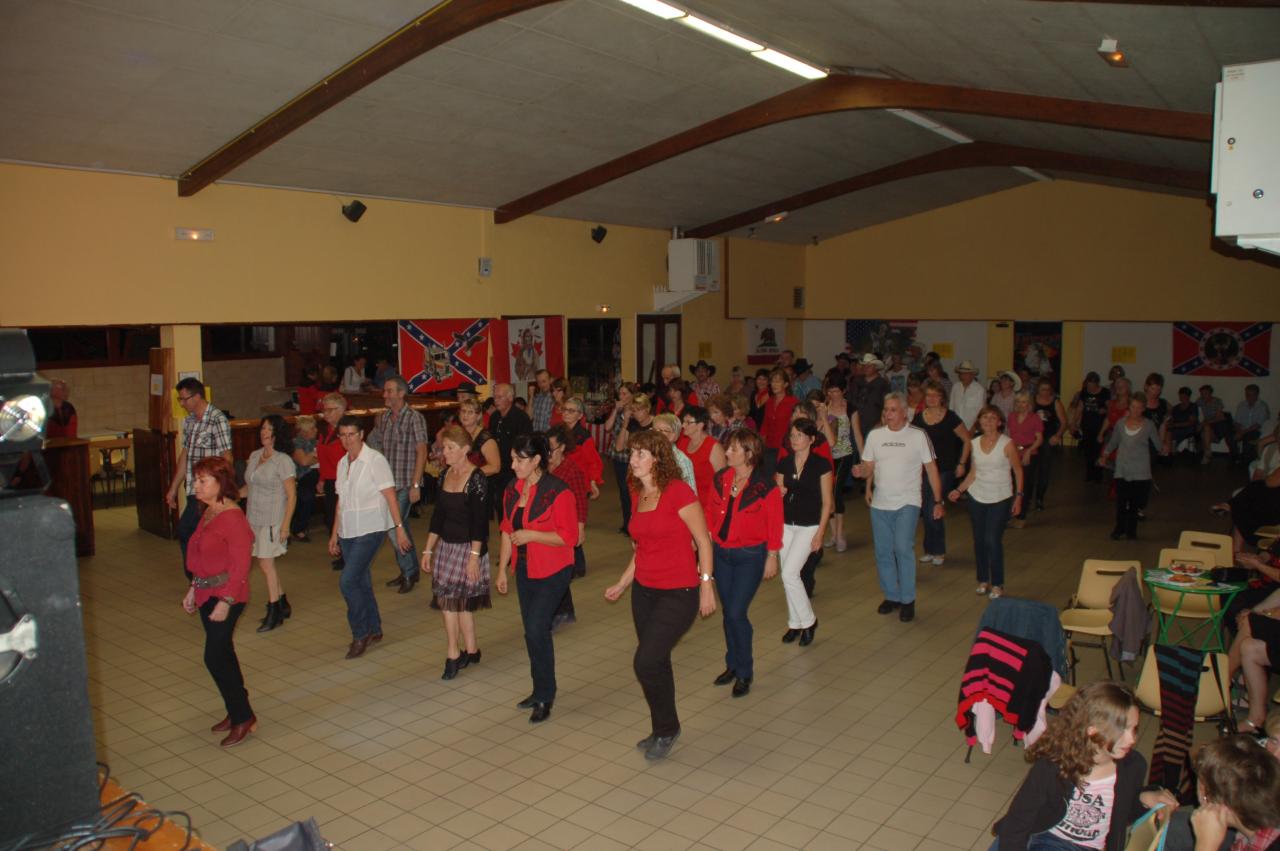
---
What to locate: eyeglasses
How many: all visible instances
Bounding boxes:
[177,394,195,403]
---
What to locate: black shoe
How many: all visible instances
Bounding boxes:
[529,702,552,723]
[1035,501,1045,512]
[456,651,470,671]
[798,620,818,646]
[256,602,281,633]
[713,668,736,686]
[781,629,800,644]
[331,558,344,571]
[467,650,481,666]
[1110,529,1125,541]
[442,657,461,680]
[899,602,916,623]
[636,734,657,751]
[645,730,680,760]
[278,594,292,619]
[386,575,406,588]
[877,600,900,615]
[732,677,752,698]
[397,574,419,594]
[516,695,537,710]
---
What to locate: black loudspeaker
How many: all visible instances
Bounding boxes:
[590,225,607,243]
[341,200,367,222]
[0,495,100,844]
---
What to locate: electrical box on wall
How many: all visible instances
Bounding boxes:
[667,239,720,293]
[1212,58,1280,256]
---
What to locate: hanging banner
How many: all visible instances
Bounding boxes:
[1014,321,1062,394]
[1172,321,1271,377]
[745,318,786,365]
[397,319,490,393]
[490,316,565,384]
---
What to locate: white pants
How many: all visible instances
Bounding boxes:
[780,524,818,629]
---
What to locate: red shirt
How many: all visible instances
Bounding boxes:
[500,476,579,578]
[705,468,783,551]
[46,401,78,439]
[1006,411,1044,453]
[187,507,253,606]
[629,480,699,589]
[296,385,324,414]
[761,395,798,450]
[676,434,718,507]
[316,425,344,481]
[778,433,834,465]
[551,456,590,524]
[656,391,699,414]
[568,423,604,485]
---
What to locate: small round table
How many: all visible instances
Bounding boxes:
[1144,570,1247,653]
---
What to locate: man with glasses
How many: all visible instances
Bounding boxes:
[366,375,428,593]
[328,416,410,659]
[166,377,233,577]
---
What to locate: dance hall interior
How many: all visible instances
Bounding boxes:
[2,1,1280,849]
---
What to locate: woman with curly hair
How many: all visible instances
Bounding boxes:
[605,429,715,760]
[421,425,491,681]
[990,681,1176,850]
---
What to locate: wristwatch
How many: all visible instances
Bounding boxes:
[699,573,714,583]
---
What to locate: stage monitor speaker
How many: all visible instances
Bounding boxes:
[0,495,100,845]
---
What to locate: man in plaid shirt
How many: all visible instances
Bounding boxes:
[530,369,555,432]
[366,374,428,593]
[166,377,233,576]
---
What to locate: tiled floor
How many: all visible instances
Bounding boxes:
[80,452,1253,850]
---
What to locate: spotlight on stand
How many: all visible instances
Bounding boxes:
[591,225,608,244]
[341,200,367,223]
[0,330,50,492]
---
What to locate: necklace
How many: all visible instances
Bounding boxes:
[730,470,750,496]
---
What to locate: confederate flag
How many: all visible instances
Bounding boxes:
[1172,322,1271,378]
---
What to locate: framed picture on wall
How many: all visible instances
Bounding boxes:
[746,318,785,364]
[1014,321,1062,394]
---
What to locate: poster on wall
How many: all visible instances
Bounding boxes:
[1172,321,1271,377]
[398,319,490,393]
[490,316,565,385]
[845,320,920,366]
[1013,321,1062,393]
[745,318,786,364]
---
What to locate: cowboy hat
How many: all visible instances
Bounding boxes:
[999,370,1022,392]
[859,353,885,370]
[793,358,815,374]
[954,360,979,374]
[688,359,717,376]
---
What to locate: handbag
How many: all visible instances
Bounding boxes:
[226,818,330,851]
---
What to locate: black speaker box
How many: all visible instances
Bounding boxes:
[0,495,99,844]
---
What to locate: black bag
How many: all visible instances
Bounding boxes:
[1208,567,1250,584]
[226,818,329,851]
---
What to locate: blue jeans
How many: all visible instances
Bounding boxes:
[870,505,920,604]
[714,543,766,680]
[989,832,1088,850]
[385,488,419,580]
[612,458,633,530]
[339,531,385,640]
[516,563,572,703]
[969,497,1011,586]
[921,470,955,556]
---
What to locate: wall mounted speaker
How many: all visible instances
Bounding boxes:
[341,200,367,223]
[590,225,607,244]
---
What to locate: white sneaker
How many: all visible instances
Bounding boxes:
[989,586,1004,599]
[919,553,935,563]
[932,556,945,566]
[835,538,847,553]
[976,583,990,595]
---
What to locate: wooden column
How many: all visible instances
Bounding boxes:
[41,438,94,556]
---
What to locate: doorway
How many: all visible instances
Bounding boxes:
[637,315,680,387]
[566,318,621,398]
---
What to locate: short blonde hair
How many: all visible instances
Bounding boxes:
[653,412,679,434]
[294,415,316,432]
[322,392,347,410]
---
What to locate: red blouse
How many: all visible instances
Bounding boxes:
[704,469,783,551]
[296,385,324,414]
[676,434,718,507]
[500,476,579,578]
[567,424,604,485]
[761,394,798,450]
[551,456,590,524]
[316,426,344,481]
[629,480,700,589]
[187,508,253,606]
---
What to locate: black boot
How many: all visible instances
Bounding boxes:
[256,601,283,633]
[278,594,292,619]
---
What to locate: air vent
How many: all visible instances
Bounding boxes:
[792,287,805,309]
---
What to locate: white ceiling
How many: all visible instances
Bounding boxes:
[1,0,1276,243]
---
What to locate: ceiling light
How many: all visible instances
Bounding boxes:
[597,304,612,314]
[886,109,972,144]
[678,16,762,51]
[617,0,684,19]
[1097,38,1128,68]
[753,48,827,80]
[764,211,789,223]
[175,227,214,241]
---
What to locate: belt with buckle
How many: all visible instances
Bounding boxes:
[192,572,229,589]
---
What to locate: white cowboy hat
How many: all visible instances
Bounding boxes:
[999,370,1022,392]
[859,353,885,370]
[955,360,979,374]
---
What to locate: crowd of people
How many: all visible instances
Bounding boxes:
[161,347,1280,802]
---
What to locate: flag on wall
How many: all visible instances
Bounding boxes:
[490,316,565,384]
[845,320,919,359]
[746,318,786,365]
[1172,322,1271,377]
[398,319,490,392]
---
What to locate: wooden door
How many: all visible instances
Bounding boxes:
[636,315,681,386]
[133,429,176,539]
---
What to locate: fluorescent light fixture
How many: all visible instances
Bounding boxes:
[753,48,827,80]
[679,15,762,51]
[175,227,214,241]
[886,109,972,144]
[1097,37,1128,68]
[1013,167,1052,182]
[764,211,789,223]
[617,0,684,19]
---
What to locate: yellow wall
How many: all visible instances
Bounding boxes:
[804,181,1280,321]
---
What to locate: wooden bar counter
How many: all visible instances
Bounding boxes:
[41,437,94,556]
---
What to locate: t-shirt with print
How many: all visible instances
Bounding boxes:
[1049,772,1116,850]
[862,424,935,511]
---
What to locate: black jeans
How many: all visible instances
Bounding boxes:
[922,470,956,555]
[553,545,587,624]
[1018,453,1040,519]
[968,497,1011,587]
[292,469,319,535]
[1081,430,1104,481]
[631,581,699,738]
[199,598,253,725]
[1114,478,1150,538]
[517,563,572,703]
[322,478,338,531]
[612,458,633,530]
[1033,446,1054,506]
[177,497,202,579]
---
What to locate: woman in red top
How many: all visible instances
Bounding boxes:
[704,428,782,698]
[760,369,798,474]
[548,378,569,427]
[561,396,603,498]
[1006,391,1044,528]
[296,366,325,414]
[496,433,578,724]
[605,430,715,761]
[316,393,348,570]
[45,379,78,438]
[547,424,591,629]
[676,406,726,507]
[181,457,256,748]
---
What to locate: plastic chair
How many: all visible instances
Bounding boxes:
[1124,805,1167,851]
[1133,645,1232,725]
[1060,559,1140,684]
[1176,531,1234,567]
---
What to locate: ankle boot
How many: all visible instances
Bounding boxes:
[256,601,282,633]
[278,594,292,619]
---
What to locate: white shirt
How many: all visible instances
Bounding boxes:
[969,434,1014,503]
[1050,771,1116,849]
[950,380,986,429]
[340,366,365,393]
[863,423,935,511]
[335,444,396,538]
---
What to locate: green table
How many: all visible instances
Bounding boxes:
[1145,570,1246,653]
